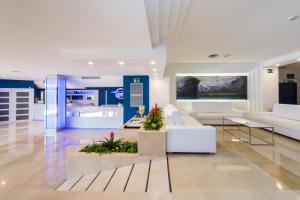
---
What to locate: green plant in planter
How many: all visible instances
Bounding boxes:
[143,104,163,131]
[79,132,137,154]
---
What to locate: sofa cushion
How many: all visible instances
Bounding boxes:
[164,110,175,126]
[192,102,232,113]
[272,104,300,121]
[171,111,184,125]
[255,115,300,131]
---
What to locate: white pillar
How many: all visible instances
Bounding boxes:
[45,75,66,133]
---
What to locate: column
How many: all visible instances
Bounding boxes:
[45,75,66,133]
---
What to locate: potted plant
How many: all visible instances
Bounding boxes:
[142,104,163,131]
[79,132,138,155]
[138,104,166,156]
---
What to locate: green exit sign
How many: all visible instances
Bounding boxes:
[267,69,274,73]
[133,78,140,83]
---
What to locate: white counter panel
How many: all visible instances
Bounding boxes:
[66,106,123,129]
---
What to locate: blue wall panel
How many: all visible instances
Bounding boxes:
[85,87,123,105]
[0,79,35,88]
[0,79,41,101]
[123,75,149,123]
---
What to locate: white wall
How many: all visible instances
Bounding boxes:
[261,67,279,111]
[150,76,170,107]
[67,76,123,89]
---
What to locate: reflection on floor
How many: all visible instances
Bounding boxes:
[0,122,300,199]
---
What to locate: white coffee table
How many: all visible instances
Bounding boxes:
[223,117,274,145]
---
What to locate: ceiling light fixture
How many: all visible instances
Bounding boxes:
[275,64,280,67]
[10,70,21,73]
[150,61,156,65]
[154,73,158,76]
[152,68,157,72]
[288,16,298,21]
[297,58,300,62]
[209,54,218,58]
[87,61,94,66]
[119,61,124,65]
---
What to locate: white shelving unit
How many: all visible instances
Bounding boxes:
[0,89,34,124]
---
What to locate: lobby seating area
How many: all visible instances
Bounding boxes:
[246,104,300,140]
[1,0,300,199]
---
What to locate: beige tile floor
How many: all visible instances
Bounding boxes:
[0,122,300,199]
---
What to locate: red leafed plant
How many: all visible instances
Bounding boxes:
[109,131,114,140]
[143,104,163,130]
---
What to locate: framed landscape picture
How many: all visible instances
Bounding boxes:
[176,75,248,100]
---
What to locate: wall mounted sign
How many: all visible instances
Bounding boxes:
[133,78,140,83]
[267,69,274,73]
[67,90,96,95]
[110,88,124,100]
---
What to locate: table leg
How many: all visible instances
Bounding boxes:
[272,127,275,145]
[249,127,252,145]
[222,118,225,142]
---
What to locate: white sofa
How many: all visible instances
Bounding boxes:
[245,104,300,141]
[164,104,216,153]
[191,102,244,125]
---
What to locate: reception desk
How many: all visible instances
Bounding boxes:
[66,105,123,129]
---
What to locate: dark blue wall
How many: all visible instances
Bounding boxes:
[0,79,43,101]
[0,79,35,88]
[123,75,149,123]
[86,87,123,105]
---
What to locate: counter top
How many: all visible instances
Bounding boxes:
[67,105,123,112]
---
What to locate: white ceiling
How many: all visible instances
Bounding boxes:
[166,0,300,64]
[0,0,300,83]
[0,0,160,81]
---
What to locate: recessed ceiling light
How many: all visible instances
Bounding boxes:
[119,61,124,65]
[209,54,218,58]
[288,16,298,21]
[275,64,280,67]
[87,61,94,66]
[10,70,21,73]
[150,61,156,65]
[152,68,157,72]
[297,58,300,62]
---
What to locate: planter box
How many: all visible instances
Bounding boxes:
[138,125,166,156]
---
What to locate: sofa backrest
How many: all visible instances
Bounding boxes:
[272,104,300,121]
[164,104,184,125]
[192,102,232,113]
